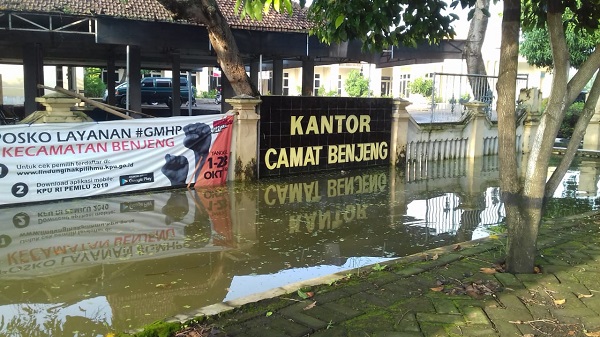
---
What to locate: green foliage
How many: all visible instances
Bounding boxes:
[459,93,471,104]
[316,87,338,96]
[408,77,434,97]
[557,102,584,138]
[520,24,600,69]
[308,0,477,51]
[200,89,218,98]
[522,0,600,32]
[236,0,479,51]
[372,263,386,271]
[234,0,300,20]
[128,320,181,337]
[344,70,371,97]
[83,67,106,98]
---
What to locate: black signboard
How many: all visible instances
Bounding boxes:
[259,96,393,177]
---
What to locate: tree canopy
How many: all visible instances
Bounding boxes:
[520,17,599,69]
[344,70,371,97]
[238,0,480,51]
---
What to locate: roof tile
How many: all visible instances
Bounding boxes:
[0,0,312,32]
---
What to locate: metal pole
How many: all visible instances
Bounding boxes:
[125,45,130,113]
[258,54,263,94]
[187,71,193,116]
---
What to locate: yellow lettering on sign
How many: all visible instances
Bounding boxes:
[277,148,289,168]
[346,115,358,133]
[265,148,278,170]
[290,116,304,135]
[306,116,319,134]
[264,146,324,170]
[289,115,372,135]
[327,142,389,164]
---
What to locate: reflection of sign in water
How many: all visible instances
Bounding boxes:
[0,115,234,205]
[259,97,393,177]
[260,171,388,236]
[0,189,234,278]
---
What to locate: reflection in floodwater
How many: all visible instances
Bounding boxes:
[0,156,599,336]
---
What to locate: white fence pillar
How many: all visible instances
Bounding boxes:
[464,101,489,158]
[391,98,413,166]
[227,95,261,181]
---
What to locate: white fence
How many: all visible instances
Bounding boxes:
[395,87,538,164]
[429,73,529,122]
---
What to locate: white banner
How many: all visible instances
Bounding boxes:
[0,115,234,205]
[0,189,234,279]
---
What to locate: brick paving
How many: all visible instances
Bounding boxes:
[172,211,600,337]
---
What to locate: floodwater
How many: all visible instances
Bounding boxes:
[0,156,598,337]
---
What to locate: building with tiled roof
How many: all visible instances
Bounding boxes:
[218,1,312,32]
[0,0,469,115]
[0,0,312,32]
[0,0,175,21]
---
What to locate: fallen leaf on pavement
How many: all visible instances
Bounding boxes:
[578,294,594,299]
[430,286,444,292]
[298,289,314,299]
[480,267,497,274]
[585,331,600,337]
[554,299,566,305]
[303,301,317,310]
[432,253,439,260]
[466,289,483,299]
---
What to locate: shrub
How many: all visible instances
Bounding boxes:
[83,67,106,98]
[557,102,584,138]
[408,77,433,97]
[200,89,217,98]
[345,70,371,97]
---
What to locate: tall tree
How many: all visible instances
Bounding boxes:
[463,0,492,100]
[519,22,600,198]
[497,0,600,273]
[156,0,259,96]
[160,0,600,274]
[157,0,473,97]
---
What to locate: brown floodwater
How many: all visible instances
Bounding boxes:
[0,156,597,337]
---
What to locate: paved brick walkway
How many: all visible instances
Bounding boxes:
[171,211,600,337]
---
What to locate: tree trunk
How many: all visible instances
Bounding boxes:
[496,0,529,273]
[503,0,569,274]
[545,74,600,197]
[155,0,259,96]
[463,0,491,101]
[544,45,600,197]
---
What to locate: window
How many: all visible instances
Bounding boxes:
[338,75,342,95]
[155,79,171,88]
[283,72,289,96]
[381,76,392,97]
[399,74,410,98]
[313,74,321,96]
[141,78,154,87]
